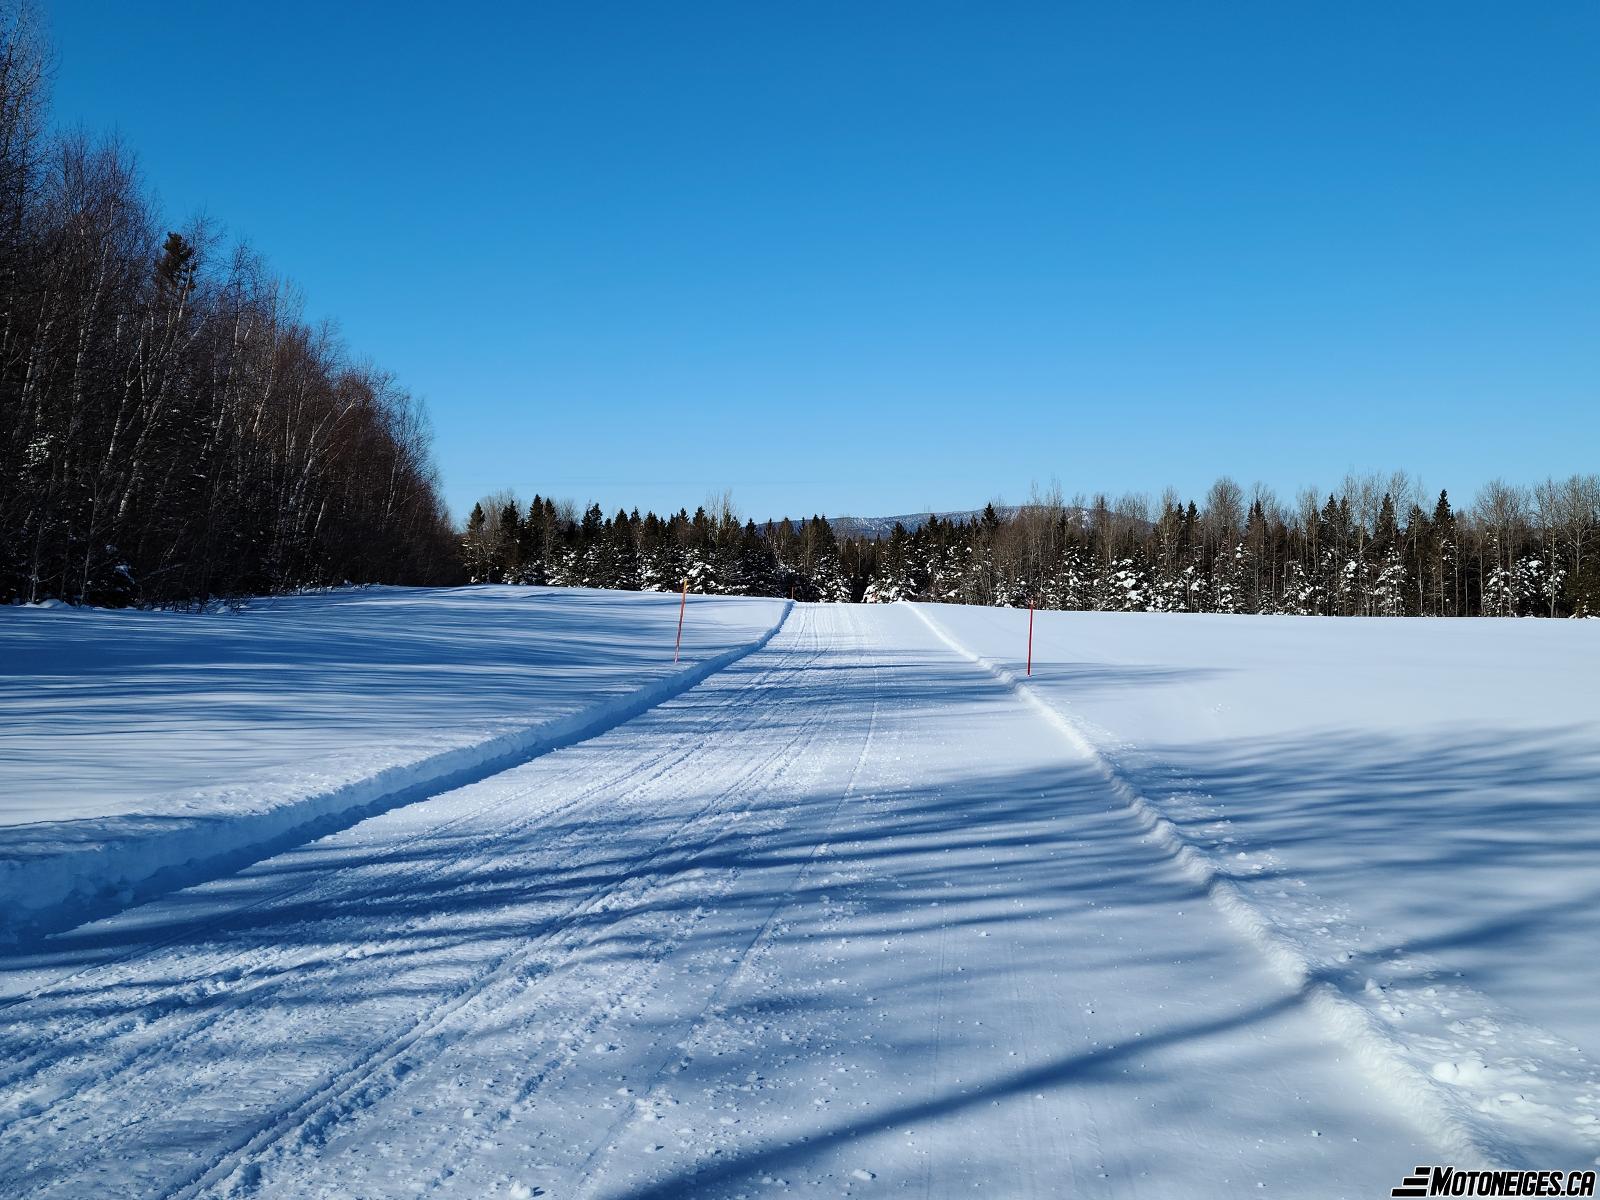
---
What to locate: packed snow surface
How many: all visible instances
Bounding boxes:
[1,591,1597,1198]
[0,586,787,939]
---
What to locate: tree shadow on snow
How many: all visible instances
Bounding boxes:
[0,632,1595,1193]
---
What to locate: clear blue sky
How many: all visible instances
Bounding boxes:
[43,2,1600,522]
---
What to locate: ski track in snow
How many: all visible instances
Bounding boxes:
[2,597,1593,1198]
[908,601,1600,1172]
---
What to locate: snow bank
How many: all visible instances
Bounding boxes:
[0,586,789,942]
[909,603,1600,1168]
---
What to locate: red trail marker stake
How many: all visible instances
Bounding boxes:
[1026,599,1034,677]
[674,580,688,664]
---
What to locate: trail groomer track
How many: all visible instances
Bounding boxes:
[3,593,1598,1198]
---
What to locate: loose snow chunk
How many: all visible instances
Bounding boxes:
[1430,1057,1492,1086]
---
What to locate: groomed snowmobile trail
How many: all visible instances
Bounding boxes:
[7,601,1587,1199]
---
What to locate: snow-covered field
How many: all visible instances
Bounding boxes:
[911,606,1600,1171]
[1,590,1597,1198]
[0,587,788,940]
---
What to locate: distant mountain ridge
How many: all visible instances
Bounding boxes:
[770,505,1105,540]
[825,508,1019,540]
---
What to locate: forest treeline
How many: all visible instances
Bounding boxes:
[464,471,1600,617]
[6,13,1594,619]
[0,11,455,607]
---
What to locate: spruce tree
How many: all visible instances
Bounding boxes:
[1432,490,1457,615]
[462,503,489,582]
[496,500,522,582]
[518,498,545,584]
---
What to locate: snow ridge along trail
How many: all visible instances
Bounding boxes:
[0,589,791,945]
[0,603,827,1197]
[3,601,1471,1197]
[908,601,1600,1172]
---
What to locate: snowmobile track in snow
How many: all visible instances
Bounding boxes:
[561,608,885,1198]
[0,607,812,1136]
[160,609,839,1200]
[8,599,1595,1199]
[0,607,856,1198]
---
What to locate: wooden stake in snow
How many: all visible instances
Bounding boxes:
[1027,599,1035,677]
[674,580,688,664]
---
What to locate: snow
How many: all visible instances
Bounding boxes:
[0,586,788,941]
[1,594,1597,1197]
[910,604,1600,1170]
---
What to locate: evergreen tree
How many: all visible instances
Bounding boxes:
[1482,537,1518,616]
[1280,561,1320,616]
[462,503,490,582]
[1403,503,1431,616]
[863,524,912,602]
[1432,490,1458,616]
[518,497,546,583]
[1212,543,1246,614]
[495,499,522,583]
[1096,555,1151,611]
[1372,547,1407,616]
